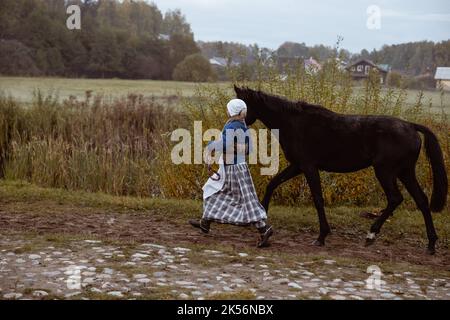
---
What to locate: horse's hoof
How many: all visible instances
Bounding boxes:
[312,239,325,247]
[365,232,377,247]
[365,238,376,247]
[426,247,436,255]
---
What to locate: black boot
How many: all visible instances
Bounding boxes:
[189,219,210,234]
[257,225,273,248]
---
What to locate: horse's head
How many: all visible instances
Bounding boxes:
[234,85,258,126]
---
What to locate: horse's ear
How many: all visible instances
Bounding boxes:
[233,85,241,94]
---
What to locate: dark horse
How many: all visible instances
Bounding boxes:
[235,86,448,254]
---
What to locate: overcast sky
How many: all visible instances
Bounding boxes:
[150,0,450,53]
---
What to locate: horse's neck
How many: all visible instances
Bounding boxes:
[257,104,288,130]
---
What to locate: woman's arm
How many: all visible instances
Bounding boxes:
[206,121,249,159]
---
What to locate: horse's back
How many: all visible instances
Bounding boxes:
[337,114,422,168]
[290,113,421,173]
[361,116,421,166]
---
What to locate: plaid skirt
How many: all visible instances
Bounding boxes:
[203,163,267,225]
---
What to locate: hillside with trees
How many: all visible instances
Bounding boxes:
[355,40,450,76]
[0,0,201,79]
[0,0,448,81]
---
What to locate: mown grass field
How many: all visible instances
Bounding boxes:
[353,86,450,114]
[1,76,449,114]
[0,76,229,103]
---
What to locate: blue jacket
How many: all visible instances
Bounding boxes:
[207,120,252,166]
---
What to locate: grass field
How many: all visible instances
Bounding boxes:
[1,77,449,114]
[353,86,450,114]
[0,76,230,103]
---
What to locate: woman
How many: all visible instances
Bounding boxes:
[189,99,273,248]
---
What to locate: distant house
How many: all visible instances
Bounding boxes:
[346,59,390,84]
[277,56,322,73]
[304,57,322,73]
[434,67,450,90]
[209,57,228,68]
[277,56,302,70]
[158,34,170,41]
[327,57,348,70]
[208,57,240,68]
[208,57,239,81]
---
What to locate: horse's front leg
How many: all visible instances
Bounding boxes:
[261,164,301,212]
[304,168,331,246]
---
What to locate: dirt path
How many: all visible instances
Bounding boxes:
[0,201,449,300]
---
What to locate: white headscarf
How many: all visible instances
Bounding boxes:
[226,99,247,117]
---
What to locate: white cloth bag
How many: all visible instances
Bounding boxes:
[202,156,226,200]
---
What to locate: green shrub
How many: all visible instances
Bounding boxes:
[0,40,41,76]
[387,71,403,88]
[404,75,436,90]
[173,53,217,82]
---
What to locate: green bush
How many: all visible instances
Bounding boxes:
[173,53,217,82]
[0,40,41,76]
[387,71,403,88]
[404,75,436,90]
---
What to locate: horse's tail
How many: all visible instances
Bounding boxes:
[414,124,448,212]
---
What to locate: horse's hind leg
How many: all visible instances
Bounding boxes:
[365,167,403,246]
[399,167,438,255]
[304,168,331,246]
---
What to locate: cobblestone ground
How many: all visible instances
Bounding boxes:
[1,236,449,300]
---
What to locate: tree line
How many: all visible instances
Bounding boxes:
[0,0,448,81]
[0,0,215,80]
[201,40,450,77]
[358,41,450,76]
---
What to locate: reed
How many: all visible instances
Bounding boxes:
[1,93,185,197]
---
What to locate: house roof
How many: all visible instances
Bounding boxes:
[346,59,389,73]
[435,67,450,80]
[158,34,170,41]
[209,57,227,67]
[304,57,321,68]
[209,57,240,67]
[346,59,377,69]
[377,64,391,72]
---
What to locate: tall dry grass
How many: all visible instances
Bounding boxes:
[0,92,185,197]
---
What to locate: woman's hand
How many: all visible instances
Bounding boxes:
[205,151,214,165]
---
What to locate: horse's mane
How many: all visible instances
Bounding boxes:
[242,88,335,117]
